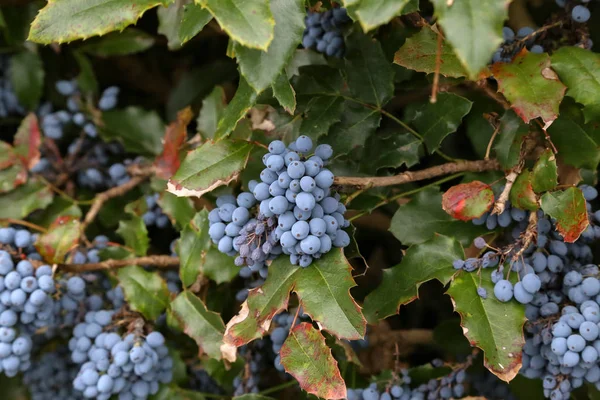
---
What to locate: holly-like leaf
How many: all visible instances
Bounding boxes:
[411,92,473,153]
[116,216,149,256]
[0,179,53,219]
[491,51,566,124]
[197,86,227,139]
[430,0,510,78]
[531,149,558,193]
[28,0,170,44]
[351,0,418,32]
[389,187,485,246]
[214,79,258,140]
[235,0,304,93]
[551,46,600,122]
[325,101,382,156]
[447,270,526,382]
[547,114,600,170]
[117,265,170,320]
[158,2,211,50]
[179,210,211,288]
[541,187,589,243]
[197,0,274,51]
[272,73,296,115]
[221,250,365,361]
[344,31,394,107]
[156,192,195,230]
[80,28,154,56]
[300,96,345,140]
[101,107,165,156]
[394,26,468,78]
[363,235,463,323]
[510,171,538,212]
[362,132,421,173]
[34,216,80,264]
[154,107,193,180]
[280,323,346,400]
[13,113,41,170]
[167,140,253,198]
[170,291,226,360]
[442,181,494,221]
[202,247,239,284]
[9,50,44,110]
[494,110,529,169]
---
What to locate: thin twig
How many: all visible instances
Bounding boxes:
[59,255,180,272]
[485,124,501,160]
[492,160,524,215]
[0,218,47,233]
[430,27,443,104]
[334,159,501,189]
[290,306,301,329]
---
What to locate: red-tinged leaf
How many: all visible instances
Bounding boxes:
[0,142,17,170]
[280,323,346,400]
[510,171,539,211]
[34,216,81,263]
[442,181,494,221]
[13,113,42,170]
[154,107,193,179]
[0,164,28,194]
[540,187,589,243]
[491,50,566,124]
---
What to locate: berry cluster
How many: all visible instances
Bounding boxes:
[142,194,171,229]
[22,346,81,400]
[301,8,352,58]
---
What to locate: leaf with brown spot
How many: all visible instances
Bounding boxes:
[510,171,539,211]
[34,216,80,263]
[541,187,589,243]
[280,323,346,399]
[442,181,494,221]
[13,113,41,170]
[154,107,193,179]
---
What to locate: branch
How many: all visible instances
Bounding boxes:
[59,255,180,272]
[334,159,501,189]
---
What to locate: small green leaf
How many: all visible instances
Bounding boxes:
[101,107,165,156]
[197,86,227,139]
[197,0,274,50]
[214,79,258,140]
[394,26,468,78]
[153,386,207,400]
[80,28,154,56]
[300,96,345,141]
[35,216,80,264]
[28,0,170,44]
[541,187,589,243]
[116,216,149,256]
[272,73,296,114]
[0,179,53,219]
[547,114,600,170]
[73,50,99,94]
[203,246,239,284]
[412,92,472,153]
[9,50,44,110]
[167,140,253,198]
[170,291,226,360]
[491,51,566,123]
[431,0,509,78]
[352,0,418,32]
[494,110,529,169]
[325,101,381,156]
[157,192,195,230]
[179,210,211,288]
[363,235,463,323]
[235,0,304,93]
[117,265,170,320]
[180,3,212,44]
[362,132,421,173]
[344,30,394,107]
[531,149,558,193]
[280,323,346,399]
[442,181,494,221]
[510,171,539,212]
[447,270,526,381]
[158,2,211,50]
[552,46,600,123]
[389,187,485,246]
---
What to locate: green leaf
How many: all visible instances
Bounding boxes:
[167,140,253,198]
[510,171,539,212]
[325,101,381,156]
[197,0,274,50]
[117,265,170,320]
[157,192,195,230]
[351,0,418,32]
[170,291,226,360]
[447,270,526,381]
[430,0,509,78]
[547,114,600,170]
[214,79,259,140]
[344,31,394,107]
[411,92,472,153]
[442,181,494,221]
[362,132,421,173]
[541,187,589,243]
[202,247,239,284]
[272,72,296,114]
[101,107,165,156]
[197,86,227,139]
[153,386,207,400]
[0,165,27,194]
[300,96,345,141]
[531,149,558,193]
[158,1,211,50]
[73,50,99,94]
[28,0,170,44]
[552,46,600,123]
[29,197,81,229]
[179,210,211,288]
[389,187,485,246]
[494,110,529,169]
[35,216,81,264]
[9,50,44,110]
[233,395,277,400]
[394,26,468,78]
[0,179,53,219]
[116,216,149,256]
[235,0,304,93]
[221,250,365,360]
[280,323,346,399]
[363,235,463,323]
[80,28,154,56]
[491,51,566,123]
[180,3,212,44]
